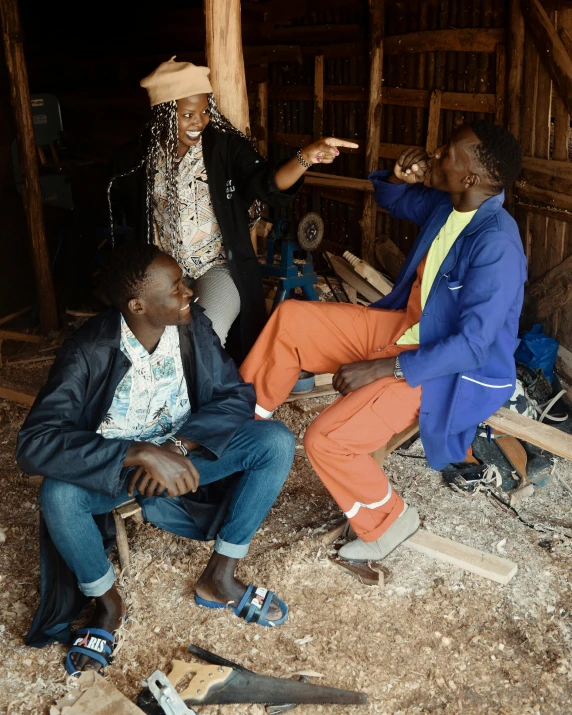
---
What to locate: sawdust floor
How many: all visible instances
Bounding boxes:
[1,367,572,715]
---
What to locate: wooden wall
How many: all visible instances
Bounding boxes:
[509,0,572,353]
[252,0,506,272]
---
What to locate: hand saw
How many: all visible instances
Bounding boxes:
[137,644,367,710]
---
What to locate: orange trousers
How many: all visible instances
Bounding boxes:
[240,300,422,542]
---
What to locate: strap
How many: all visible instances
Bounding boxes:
[236,584,255,619]
[65,647,110,675]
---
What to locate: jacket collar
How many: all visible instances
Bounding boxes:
[401,190,506,287]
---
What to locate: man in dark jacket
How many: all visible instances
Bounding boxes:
[16,244,294,673]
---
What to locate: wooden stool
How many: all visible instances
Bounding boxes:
[112,499,143,576]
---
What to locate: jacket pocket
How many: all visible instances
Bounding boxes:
[446,279,463,291]
[449,371,514,435]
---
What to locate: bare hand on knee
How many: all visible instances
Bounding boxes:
[124,443,200,497]
[333,358,396,395]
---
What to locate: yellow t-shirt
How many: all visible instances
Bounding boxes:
[397,209,477,346]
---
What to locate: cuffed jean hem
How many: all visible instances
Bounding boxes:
[78,562,115,598]
[214,536,249,559]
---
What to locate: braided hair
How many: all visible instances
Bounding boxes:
[107,94,260,249]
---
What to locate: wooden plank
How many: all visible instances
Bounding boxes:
[495,44,507,125]
[361,0,385,266]
[326,252,383,302]
[0,305,32,327]
[0,386,37,406]
[384,28,505,55]
[521,0,572,119]
[486,406,572,461]
[0,330,41,343]
[0,0,58,333]
[507,0,525,138]
[285,384,339,402]
[522,155,572,183]
[403,530,518,585]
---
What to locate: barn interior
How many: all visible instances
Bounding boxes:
[1,0,572,713]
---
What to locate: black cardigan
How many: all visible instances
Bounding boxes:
[111,124,303,362]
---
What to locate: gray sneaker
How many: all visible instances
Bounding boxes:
[337,505,420,562]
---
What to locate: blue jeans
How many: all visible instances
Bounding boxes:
[39,420,294,598]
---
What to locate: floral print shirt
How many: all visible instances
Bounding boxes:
[97,317,190,444]
[153,140,227,279]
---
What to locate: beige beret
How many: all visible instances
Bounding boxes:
[140,56,213,107]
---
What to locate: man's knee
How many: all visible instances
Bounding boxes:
[303,418,328,460]
[39,478,88,517]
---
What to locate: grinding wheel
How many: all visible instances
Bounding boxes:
[297,212,324,251]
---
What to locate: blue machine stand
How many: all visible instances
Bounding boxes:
[260,214,324,313]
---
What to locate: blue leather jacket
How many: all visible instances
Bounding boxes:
[369,171,526,469]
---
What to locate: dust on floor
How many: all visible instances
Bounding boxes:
[0,386,571,715]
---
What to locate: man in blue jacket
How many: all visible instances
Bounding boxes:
[241,121,525,563]
[17,244,294,673]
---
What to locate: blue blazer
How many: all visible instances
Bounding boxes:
[369,171,526,469]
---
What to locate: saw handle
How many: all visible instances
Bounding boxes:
[187,644,251,672]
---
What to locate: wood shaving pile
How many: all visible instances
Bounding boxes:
[1,371,571,714]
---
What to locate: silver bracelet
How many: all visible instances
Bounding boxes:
[167,436,188,456]
[296,149,312,169]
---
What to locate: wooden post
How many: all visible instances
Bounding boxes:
[360,0,384,265]
[0,0,58,333]
[507,0,525,139]
[313,55,324,214]
[495,44,507,126]
[257,81,268,158]
[425,90,442,187]
[204,0,250,135]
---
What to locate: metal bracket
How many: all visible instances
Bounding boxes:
[143,670,198,715]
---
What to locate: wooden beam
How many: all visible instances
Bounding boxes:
[383,88,496,113]
[515,179,572,211]
[487,406,572,461]
[326,252,384,303]
[361,0,384,266]
[379,142,423,159]
[267,85,496,112]
[384,28,505,55]
[521,0,572,119]
[0,330,41,343]
[312,55,324,214]
[305,171,373,192]
[403,530,517,585]
[507,0,525,138]
[0,0,58,334]
[205,0,250,134]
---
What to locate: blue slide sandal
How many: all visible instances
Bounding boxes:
[65,627,117,676]
[195,584,288,627]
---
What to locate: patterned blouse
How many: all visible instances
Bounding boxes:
[97,317,190,444]
[153,140,227,279]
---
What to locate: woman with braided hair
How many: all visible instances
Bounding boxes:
[110,57,357,360]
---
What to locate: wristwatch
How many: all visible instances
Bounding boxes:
[394,356,404,379]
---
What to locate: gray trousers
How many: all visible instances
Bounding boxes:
[194,263,241,347]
